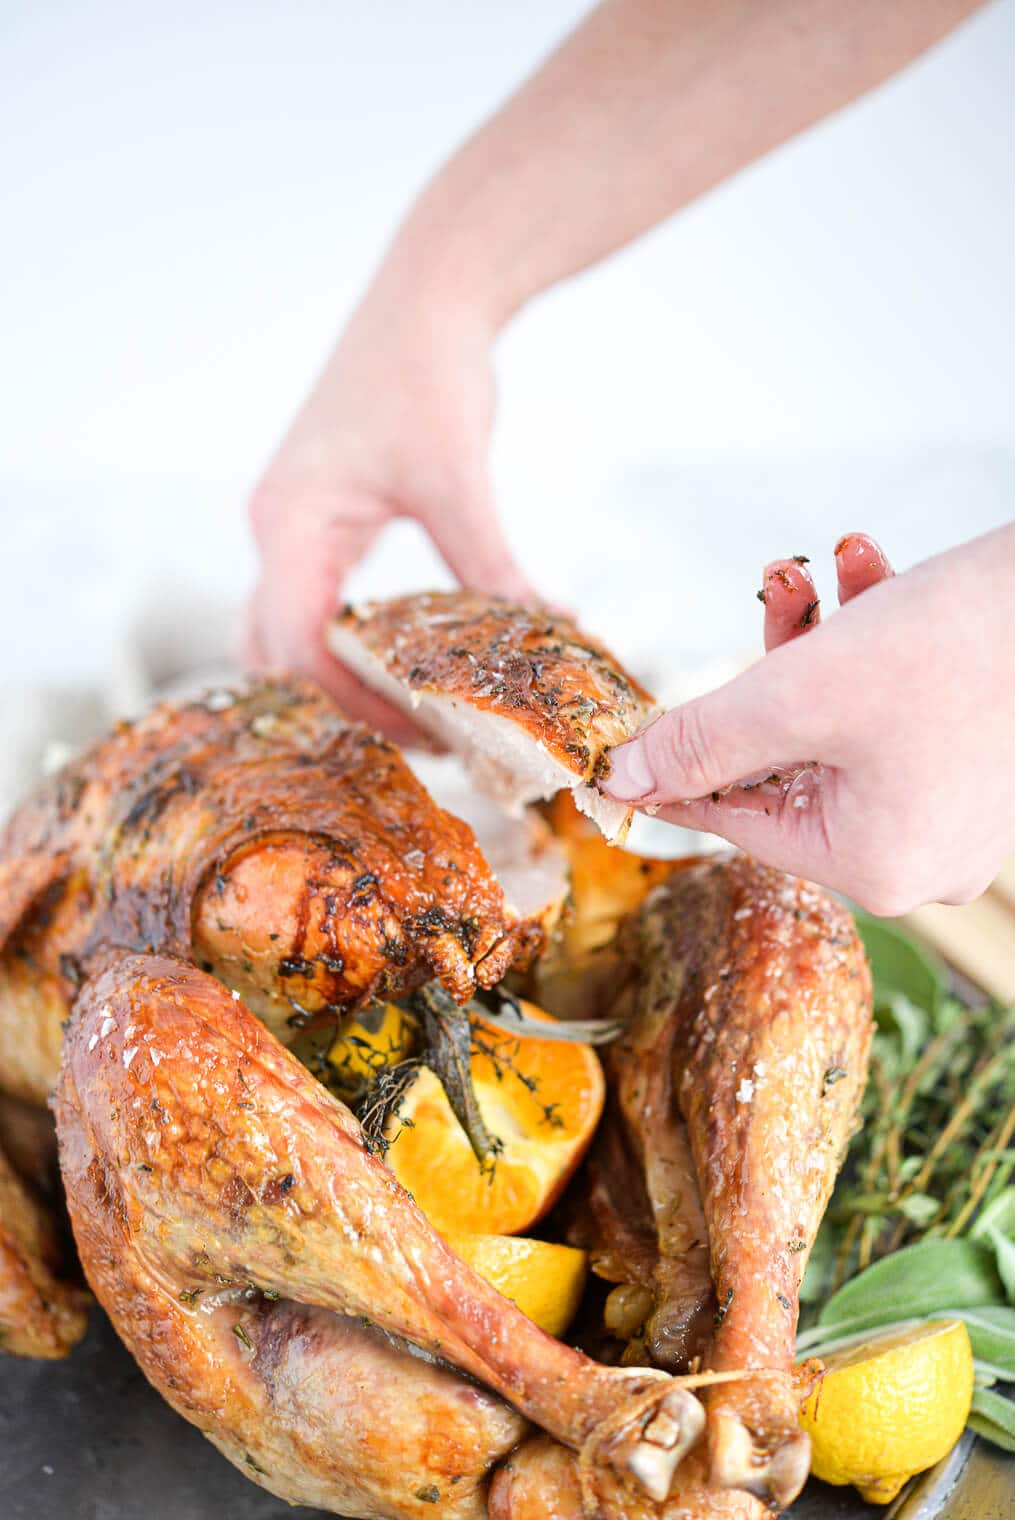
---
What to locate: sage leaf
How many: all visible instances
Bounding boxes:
[855,913,946,1017]
[983,1225,1015,1304]
[970,1186,1015,1243]
[815,1239,1003,1337]
[952,1307,1015,1375]
[467,990,623,1046]
[968,1387,1015,1453]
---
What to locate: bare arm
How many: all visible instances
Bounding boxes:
[393,0,985,324]
[246,0,985,712]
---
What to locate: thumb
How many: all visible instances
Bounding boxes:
[603,650,818,807]
[602,647,852,891]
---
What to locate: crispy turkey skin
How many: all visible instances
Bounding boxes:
[0,603,877,1520]
[330,592,658,841]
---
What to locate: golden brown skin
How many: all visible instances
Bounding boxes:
[53,952,709,1512]
[333,592,656,786]
[0,1143,88,1357]
[591,855,873,1510]
[489,1437,766,1520]
[0,677,535,1366]
[0,678,533,1103]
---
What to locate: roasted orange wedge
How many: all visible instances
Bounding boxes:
[384,1001,604,1236]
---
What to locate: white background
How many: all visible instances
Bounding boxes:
[1,0,1013,696]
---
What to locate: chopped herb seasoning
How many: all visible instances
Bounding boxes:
[822,1066,848,1094]
[415,1486,441,1503]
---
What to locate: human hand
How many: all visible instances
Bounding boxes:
[243,259,534,733]
[603,526,1015,915]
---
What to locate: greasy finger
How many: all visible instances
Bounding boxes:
[834,533,894,604]
[761,558,821,651]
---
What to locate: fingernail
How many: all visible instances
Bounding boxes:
[603,740,656,801]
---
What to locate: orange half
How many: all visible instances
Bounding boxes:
[385,1001,604,1236]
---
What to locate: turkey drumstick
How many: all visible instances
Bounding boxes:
[54,952,706,1507]
[598,856,873,1510]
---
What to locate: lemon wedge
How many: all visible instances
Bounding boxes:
[445,1233,587,1339]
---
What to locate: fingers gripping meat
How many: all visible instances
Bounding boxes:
[608,857,873,1509]
[54,953,708,1507]
[0,679,535,1105]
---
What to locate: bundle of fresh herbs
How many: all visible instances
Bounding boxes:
[797,913,1015,1453]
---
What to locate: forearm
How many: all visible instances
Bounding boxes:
[382,0,984,328]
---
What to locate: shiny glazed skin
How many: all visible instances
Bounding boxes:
[572,855,874,1512]
[53,952,705,1513]
[334,592,656,782]
[0,677,533,1100]
[0,669,875,1515]
[0,677,532,1358]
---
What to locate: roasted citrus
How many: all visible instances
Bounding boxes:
[446,1233,588,1338]
[384,1001,604,1236]
[799,1319,974,1504]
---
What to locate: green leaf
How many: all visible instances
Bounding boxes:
[968,1387,1015,1452]
[466,990,623,1046]
[814,1239,1003,1338]
[970,1186,1015,1243]
[896,1193,941,1226]
[855,913,947,1016]
[983,1226,1015,1304]
[952,1307,1015,1375]
[876,994,930,1066]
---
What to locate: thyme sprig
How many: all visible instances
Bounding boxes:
[798,913,1015,1454]
[803,916,1015,1300]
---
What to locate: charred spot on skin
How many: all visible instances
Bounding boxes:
[776,1291,792,1310]
[792,555,810,565]
[415,1486,441,1504]
[822,1066,848,1095]
[277,955,315,979]
[756,588,767,604]
[279,1173,295,1194]
[713,1288,734,1327]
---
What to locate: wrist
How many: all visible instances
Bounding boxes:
[375,160,537,341]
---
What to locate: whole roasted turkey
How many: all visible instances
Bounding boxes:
[0,594,872,1520]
